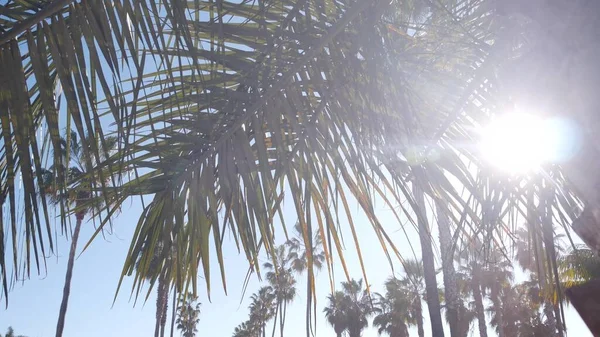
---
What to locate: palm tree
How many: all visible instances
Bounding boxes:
[40,132,117,337]
[232,321,256,337]
[176,293,201,337]
[480,252,514,337]
[263,245,296,337]
[434,199,461,337]
[324,279,372,337]
[248,287,276,337]
[134,240,178,337]
[559,245,600,287]
[341,279,373,337]
[373,277,413,337]
[324,291,348,337]
[456,248,488,337]
[514,226,565,336]
[400,260,425,337]
[1,7,587,337]
[286,223,326,336]
[1,327,26,337]
[412,181,445,337]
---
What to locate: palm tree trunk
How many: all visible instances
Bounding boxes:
[435,202,460,337]
[55,214,84,337]
[170,290,176,337]
[415,297,425,337]
[471,267,488,337]
[155,277,166,337]
[544,303,558,336]
[280,300,288,337]
[271,302,279,337]
[491,291,504,337]
[413,182,445,337]
[160,286,169,337]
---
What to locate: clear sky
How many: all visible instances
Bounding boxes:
[0,194,592,337]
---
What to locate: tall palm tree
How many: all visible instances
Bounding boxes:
[286,223,326,336]
[324,291,348,337]
[400,260,425,337]
[176,293,201,337]
[263,245,296,337]
[373,277,413,337]
[40,132,117,337]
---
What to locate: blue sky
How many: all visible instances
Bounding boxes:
[0,194,592,337]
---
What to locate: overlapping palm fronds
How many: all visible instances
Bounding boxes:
[0,3,589,331]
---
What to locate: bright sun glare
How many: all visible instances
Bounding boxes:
[479,112,578,173]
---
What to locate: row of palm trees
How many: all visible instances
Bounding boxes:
[232,224,600,337]
[233,224,326,337]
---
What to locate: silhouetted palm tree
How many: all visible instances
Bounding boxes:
[324,291,348,337]
[248,287,276,337]
[176,293,201,337]
[1,327,27,337]
[324,279,373,337]
[263,245,296,337]
[401,259,426,337]
[373,277,412,337]
[481,249,514,337]
[40,132,118,337]
[286,223,326,336]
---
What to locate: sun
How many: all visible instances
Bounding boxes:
[478,112,573,173]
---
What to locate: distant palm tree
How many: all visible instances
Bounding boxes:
[286,223,326,335]
[232,321,256,337]
[40,132,118,337]
[1,327,26,337]
[263,245,296,337]
[324,291,348,337]
[373,277,412,337]
[401,259,425,337]
[248,286,276,337]
[480,249,514,337]
[176,293,201,337]
[324,279,373,337]
[457,245,488,337]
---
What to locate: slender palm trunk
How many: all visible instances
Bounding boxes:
[414,297,425,337]
[471,267,488,337]
[413,182,445,337]
[491,291,504,337]
[170,290,176,337]
[55,214,84,337]
[544,303,558,336]
[280,300,288,337]
[436,202,460,337]
[271,302,280,337]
